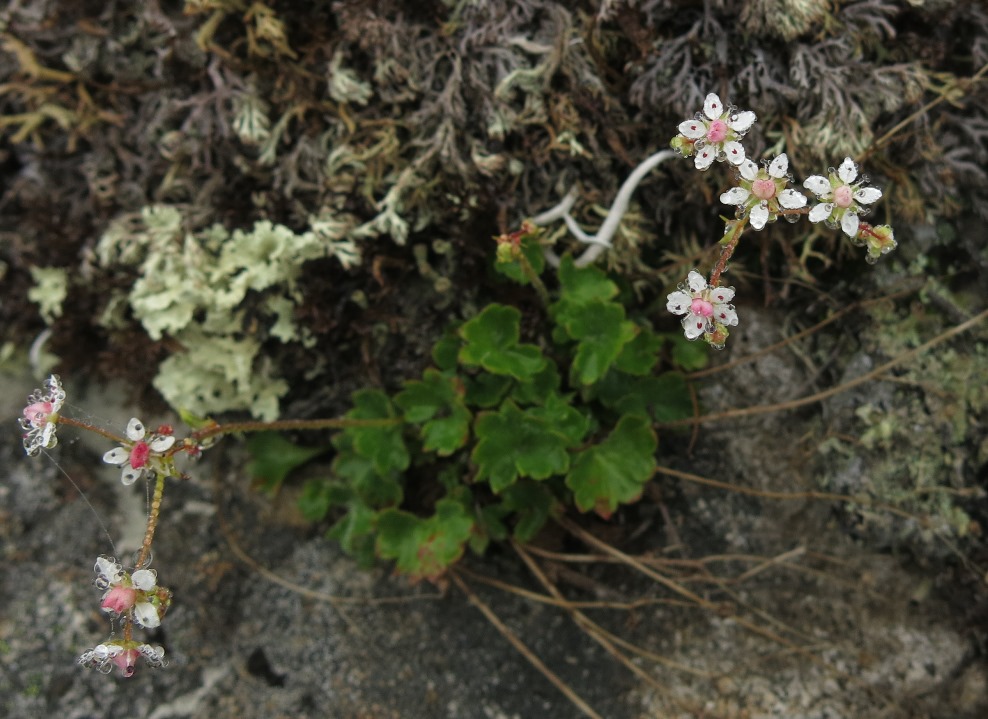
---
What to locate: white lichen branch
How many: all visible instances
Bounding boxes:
[533,149,676,268]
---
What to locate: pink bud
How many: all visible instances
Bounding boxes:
[113,649,139,678]
[23,401,53,427]
[101,586,137,614]
[751,178,776,201]
[130,441,150,469]
[705,119,728,144]
[833,184,853,208]
[690,298,714,318]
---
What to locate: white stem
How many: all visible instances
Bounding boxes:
[532,149,676,268]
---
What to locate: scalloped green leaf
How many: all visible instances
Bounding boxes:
[566,415,657,518]
[650,371,694,423]
[661,331,710,372]
[528,392,590,446]
[345,388,409,474]
[246,432,329,493]
[499,480,561,542]
[376,498,475,580]
[556,255,619,307]
[563,302,637,385]
[395,369,471,455]
[510,358,561,405]
[464,372,513,408]
[458,304,547,381]
[615,326,662,375]
[298,478,350,522]
[431,329,462,371]
[328,499,378,568]
[472,401,572,492]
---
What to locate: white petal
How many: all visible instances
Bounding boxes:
[841,211,860,237]
[94,643,122,659]
[103,447,129,465]
[121,468,142,486]
[837,157,857,184]
[687,270,707,293]
[682,313,707,340]
[95,557,124,583]
[703,93,724,120]
[853,187,882,204]
[713,304,739,327]
[666,290,692,315]
[768,154,788,178]
[749,203,769,230]
[728,110,756,133]
[710,286,735,303]
[126,418,146,441]
[678,120,706,139]
[694,147,715,170]
[739,159,758,181]
[149,435,175,452]
[803,175,831,197]
[808,203,832,223]
[720,187,749,205]
[131,569,157,591]
[779,189,807,209]
[133,602,161,629]
[723,141,745,165]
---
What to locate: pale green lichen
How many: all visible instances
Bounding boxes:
[27,267,68,324]
[96,205,340,419]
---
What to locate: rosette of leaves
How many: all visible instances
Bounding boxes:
[262,240,702,581]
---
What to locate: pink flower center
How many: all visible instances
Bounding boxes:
[113,649,138,678]
[705,119,728,144]
[23,401,53,427]
[101,586,137,614]
[751,178,776,201]
[130,441,150,469]
[833,184,853,208]
[690,298,714,317]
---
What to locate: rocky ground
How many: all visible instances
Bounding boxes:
[3,298,986,719]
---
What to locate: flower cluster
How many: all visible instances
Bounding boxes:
[102,418,176,485]
[667,93,898,347]
[20,374,65,456]
[80,556,170,677]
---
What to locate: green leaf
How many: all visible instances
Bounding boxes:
[328,499,378,568]
[246,432,329,493]
[556,256,619,307]
[472,401,572,492]
[615,326,662,375]
[566,415,657,518]
[298,478,347,522]
[499,480,561,542]
[661,332,710,372]
[528,393,590,446]
[649,372,694,424]
[458,304,547,381]
[563,301,638,385]
[510,359,561,405]
[464,372,513,408]
[395,369,471,455]
[345,388,409,474]
[431,330,462,371]
[376,498,475,580]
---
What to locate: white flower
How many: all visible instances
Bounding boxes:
[803,157,883,237]
[19,374,66,456]
[675,93,756,170]
[720,154,806,230]
[666,270,738,341]
[93,556,166,629]
[102,418,176,485]
[80,641,166,677]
